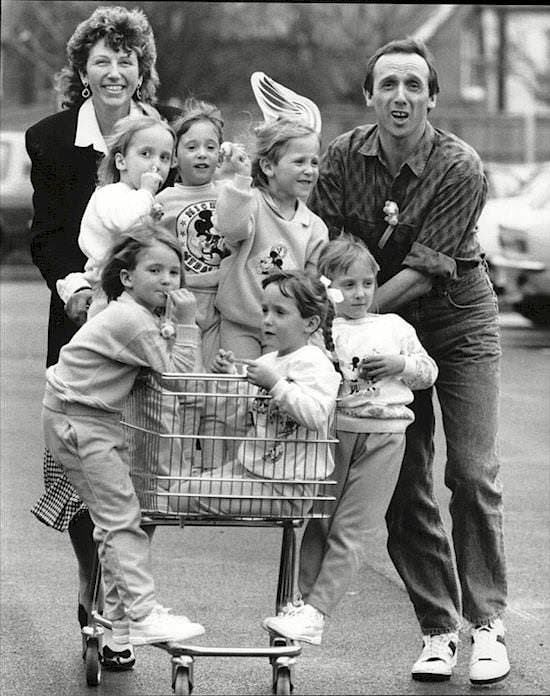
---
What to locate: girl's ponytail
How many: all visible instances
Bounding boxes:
[322,300,342,376]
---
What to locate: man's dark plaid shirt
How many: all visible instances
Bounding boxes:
[309,121,487,285]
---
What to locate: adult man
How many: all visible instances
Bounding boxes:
[273,38,509,685]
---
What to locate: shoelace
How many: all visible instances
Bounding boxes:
[423,634,456,659]
[278,599,305,617]
[472,625,498,656]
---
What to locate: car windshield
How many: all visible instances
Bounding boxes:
[518,168,550,209]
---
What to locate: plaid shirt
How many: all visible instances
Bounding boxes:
[309,122,487,285]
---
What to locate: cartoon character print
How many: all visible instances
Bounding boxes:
[250,389,298,465]
[176,201,229,274]
[256,244,287,275]
[348,354,380,397]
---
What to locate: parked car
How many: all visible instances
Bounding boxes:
[483,161,539,200]
[0,130,34,263]
[487,165,550,326]
[477,163,550,298]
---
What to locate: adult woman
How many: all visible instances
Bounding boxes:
[26,5,180,670]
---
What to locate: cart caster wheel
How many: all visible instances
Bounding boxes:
[173,666,192,695]
[85,637,102,686]
[274,666,292,695]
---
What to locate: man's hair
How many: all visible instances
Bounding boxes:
[363,37,440,98]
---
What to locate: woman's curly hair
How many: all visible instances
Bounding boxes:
[56,6,159,108]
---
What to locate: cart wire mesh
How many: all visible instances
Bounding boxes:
[122,372,337,521]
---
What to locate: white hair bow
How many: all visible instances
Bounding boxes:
[250,71,322,134]
[320,275,344,304]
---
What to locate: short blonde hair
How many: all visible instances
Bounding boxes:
[98,113,175,185]
[251,117,319,191]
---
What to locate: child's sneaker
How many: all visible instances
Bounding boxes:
[103,619,135,671]
[129,605,205,646]
[262,601,324,645]
[469,619,510,685]
[411,632,458,681]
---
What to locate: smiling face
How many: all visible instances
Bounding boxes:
[261,282,319,357]
[331,259,377,320]
[115,125,174,190]
[365,51,436,149]
[262,133,320,207]
[175,120,221,186]
[120,240,181,312]
[82,38,140,113]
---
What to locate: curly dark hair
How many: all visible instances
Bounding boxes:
[55,6,159,108]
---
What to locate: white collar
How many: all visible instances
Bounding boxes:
[74,99,143,154]
[261,190,312,227]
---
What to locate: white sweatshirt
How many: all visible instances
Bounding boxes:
[239,345,341,481]
[56,182,156,303]
[214,175,328,329]
[333,314,438,433]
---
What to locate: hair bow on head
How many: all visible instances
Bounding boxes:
[320,275,344,304]
[250,72,322,134]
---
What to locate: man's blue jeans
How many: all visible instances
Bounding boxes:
[386,264,507,634]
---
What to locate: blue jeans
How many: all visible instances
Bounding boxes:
[386,264,507,634]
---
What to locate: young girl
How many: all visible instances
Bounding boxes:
[155,98,248,471]
[155,97,230,370]
[41,224,205,652]
[213,117,328,360]
[57,113,176,322]
[262,236,438,645]
[168,270,341,517]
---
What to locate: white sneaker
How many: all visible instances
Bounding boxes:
[469,619,510,684]
[262,601,324,645]
[411,632,458,681]
[129,605,205,646]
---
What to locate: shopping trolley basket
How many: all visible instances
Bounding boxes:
[82,371,338,694]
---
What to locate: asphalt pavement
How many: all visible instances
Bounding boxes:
[1,277,549,696]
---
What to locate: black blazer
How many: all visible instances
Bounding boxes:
[26,104,181,367]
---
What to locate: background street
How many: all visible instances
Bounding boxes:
[1,277,549,695]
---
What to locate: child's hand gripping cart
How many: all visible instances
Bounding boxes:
[83,371,337,694]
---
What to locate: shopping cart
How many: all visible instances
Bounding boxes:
[82,371,338,694]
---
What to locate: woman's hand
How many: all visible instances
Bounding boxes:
[65,288,92,327]
[218,142,251,178]
[359,355,405,381]
[166,288,197,325]
[211,349,237,374]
